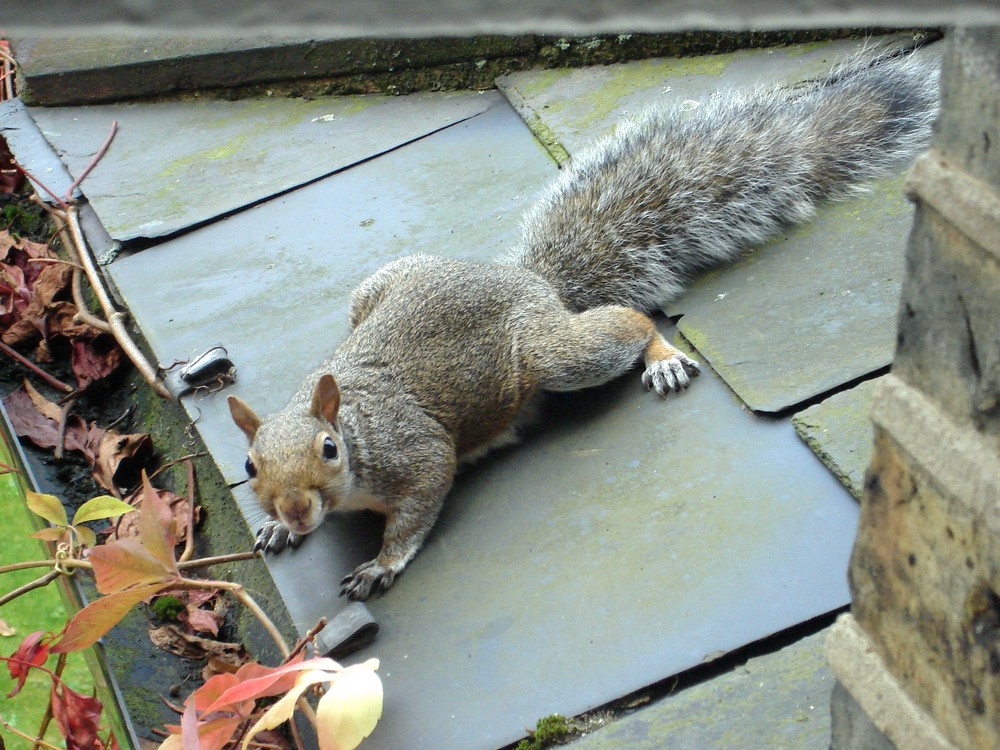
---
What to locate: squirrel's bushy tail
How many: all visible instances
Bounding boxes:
[509,49,940,312]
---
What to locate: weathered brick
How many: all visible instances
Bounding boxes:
[893,201,1000,435]
[849,377,1000,750]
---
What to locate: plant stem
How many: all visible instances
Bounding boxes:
[62,205,173,399]
[0,570,60,606]
[64,121,118,200]
[0,718,63,750]
[0,341,75,394]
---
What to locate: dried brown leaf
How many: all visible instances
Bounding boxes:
[4,380,153,492]
[148,624,246,665]
[115,485,198,547]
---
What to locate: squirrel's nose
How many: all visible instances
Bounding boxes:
[278,489,321,534]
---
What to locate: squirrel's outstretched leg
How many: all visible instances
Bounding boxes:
[340,497,447,600]
[530,305,699,396]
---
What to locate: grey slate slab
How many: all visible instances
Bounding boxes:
[352,333,857,750]
[497,36,921,161]
[28,88,495,241]
[667,177,911,413]
[792,378,882,499]
[567,629,834,750]
[0,98,81,203]
[105,90,859,750]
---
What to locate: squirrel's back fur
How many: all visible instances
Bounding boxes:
[508,50,940,312]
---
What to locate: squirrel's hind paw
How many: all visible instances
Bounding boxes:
[254,519,305,554]
[341,559,400,601]
[642,353,700,397]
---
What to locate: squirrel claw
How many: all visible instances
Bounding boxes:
[254,520,304,554]
[642,353,700,397]
[340,559,398,601]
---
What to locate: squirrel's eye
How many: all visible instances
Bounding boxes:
[245,456,257,478]
[322,436,339,461]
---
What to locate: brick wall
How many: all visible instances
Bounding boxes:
[828,26,1000,750]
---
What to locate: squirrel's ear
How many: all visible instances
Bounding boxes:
[311,373,341,425]
[227,395,261,442]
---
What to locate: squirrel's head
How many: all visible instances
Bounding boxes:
[227,373,351,537]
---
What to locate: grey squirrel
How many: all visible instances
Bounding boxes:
[228,49,939,600]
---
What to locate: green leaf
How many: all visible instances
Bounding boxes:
[26,491,68,527]
[72,495,136,525]
[52,581,172,653]
[74,525,98,549]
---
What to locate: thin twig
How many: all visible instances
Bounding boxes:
[63,205,172,398]
[0,569,60,607]
[65,121,118,201]
[0,341,75,393]
[16,164,70,211]
[30,653,66,750]
[26,257,86,272]
[178,459,196,564]
[41,205,112,333]
[0,558,91,575]
[196,580,290,657]
[285,617,328,663]
[0,720,62,750]
[54,396,78,460]
[176,550,260,570]
[148,452,208,480]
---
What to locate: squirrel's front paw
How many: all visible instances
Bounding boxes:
[254,520,306,554]
[340,559,400,601]
[642,353,700,397]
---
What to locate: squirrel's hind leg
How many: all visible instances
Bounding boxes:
[530,306,699,397]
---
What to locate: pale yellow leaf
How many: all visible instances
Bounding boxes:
[75,525,98,548]
[155,734,183,750]
[73,495,136,525]
[30,527,68,542]
[26,491,68,527]
[241,670,335,750]
[316,659,383,750]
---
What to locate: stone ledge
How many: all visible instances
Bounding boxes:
[826,614,957,750]
[870,374,1000,523]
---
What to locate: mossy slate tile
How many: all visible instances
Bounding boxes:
[28,89,495,241]
[667,179,910,413]
[567,630,833,750]
[497,36,918,161]
[792,378,882,499]
[104,93,858,750]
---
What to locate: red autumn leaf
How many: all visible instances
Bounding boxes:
[88,539,179,595]
[2,263,73,347]
[191,672,242,712]
[180,603,223,637]
[52,581,173,653]
[71,335,124,390]
[50,679,106,750]
[136,473,180,573]
[5,630,51,697]
[0,137,19,194]
[204,653,317,713]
